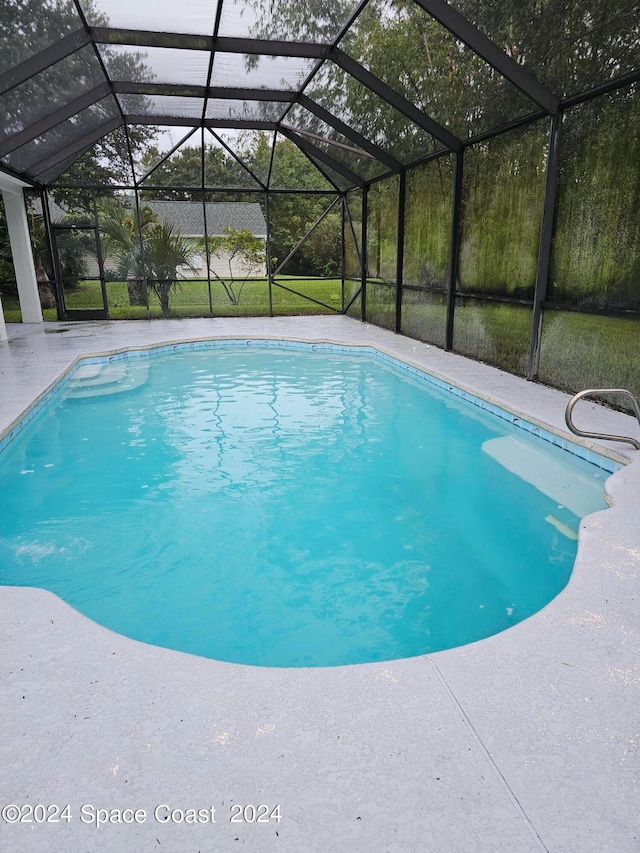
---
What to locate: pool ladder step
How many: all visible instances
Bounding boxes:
[565,389,640,450]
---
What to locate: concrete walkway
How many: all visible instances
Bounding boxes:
[1,316,638,853]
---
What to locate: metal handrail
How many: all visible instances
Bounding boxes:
[565,388,640,450]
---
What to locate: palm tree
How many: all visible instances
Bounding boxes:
[139,222,197,317]
[96,198,197,316]
[96,197,156,306]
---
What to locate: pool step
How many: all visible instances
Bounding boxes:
[482,435,605,519]
[66,363,149,398]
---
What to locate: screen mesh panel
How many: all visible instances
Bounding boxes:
[81,0,220,35]
[1,47,108,144]
[99,45,211,86]
[342,0,540,138]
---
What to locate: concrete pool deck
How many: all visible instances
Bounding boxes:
[0,315,638,853]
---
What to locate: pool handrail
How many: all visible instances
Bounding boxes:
[565,388,640,450]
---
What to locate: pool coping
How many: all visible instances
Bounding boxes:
[1,315,638,853]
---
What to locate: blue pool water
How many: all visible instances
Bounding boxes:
[0,343,612,667]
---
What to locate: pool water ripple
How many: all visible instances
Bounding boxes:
[0,346,611,666]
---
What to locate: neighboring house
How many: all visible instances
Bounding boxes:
[49,199,267,280]
[145,201,267,279]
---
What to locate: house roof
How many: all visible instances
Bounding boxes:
[47,199,267,238]
[146,201,267,238]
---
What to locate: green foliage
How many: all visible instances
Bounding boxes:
[453,301,533,376]
[367,177,399,283]
[206,228,267,305]
[451,0,640,98]
[0,277,343,321]
[1,0,155,198]
[403,158,454,289]
[141,143,258,198]
[550,90,640,311]
[254,138,340,276]
[141,223,198,316]
[92,197,196,316]
[269,194,342,277]
[302,211,343,277]
[539,312,640,405]
[246,0,355,43]
[459,124,547,298]
[268,138,331,191]
[95,196,158,280]
[400,289,448,349]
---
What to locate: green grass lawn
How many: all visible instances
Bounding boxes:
[1,277,344,322]
[537,310,640,404]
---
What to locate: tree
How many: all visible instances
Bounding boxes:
[206,228,266,305]
[91,196,157,305]
[91,197,197,315]
[244,137,342,276]
[142,223,197,317]
[1,0,156,200]
[140,143,259,199]
[245,0,355,43]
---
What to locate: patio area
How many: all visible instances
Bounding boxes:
[1,315,639,853]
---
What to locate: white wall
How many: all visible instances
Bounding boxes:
[179,245,267,280]
[1,187,43,323]
[0,295,7,341]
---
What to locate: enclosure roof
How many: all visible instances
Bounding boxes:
[1,1,638,189]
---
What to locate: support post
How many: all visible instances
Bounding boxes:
[265,191,273,317]
[42,191,64,320]
[361,186,368,322]
[132,186,150,319]
[395,171,406,333]
[445,149,464,350]
[2,189,43,323]
[341,195,346,312]
[0,295,8,341]
[201,130,214,318]
[527,113,562,381]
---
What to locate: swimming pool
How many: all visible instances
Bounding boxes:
[0,340,615,667]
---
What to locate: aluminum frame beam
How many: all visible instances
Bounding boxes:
[527,114,562,380]
[281,124,377,160]
[395,171,406,333]
[29,117,122,180]
[0,29,91,96]
[127,115,279,130]
[92,28,330,59]
[297,95,402,171]
[114,82,295,102]
[0,84,113,158]
[412,0,559,114]
[331,49,461,151]
[37,151,96,186]
[445,149,464,350]
[561,68,640,109]
[279,128,365,188]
